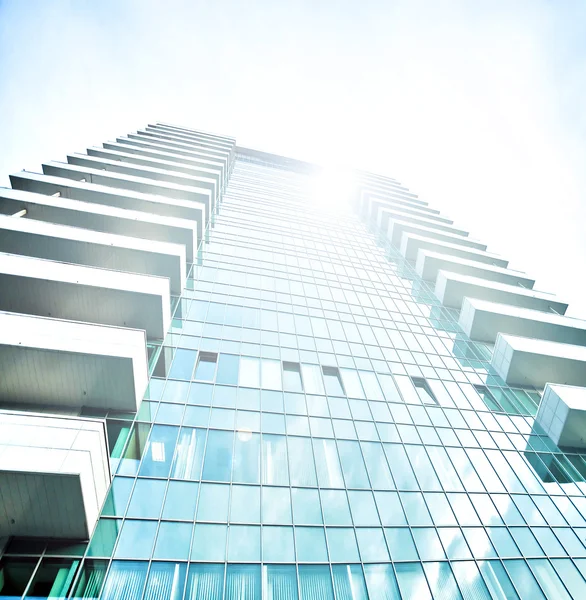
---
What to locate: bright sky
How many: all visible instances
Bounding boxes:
[1,0,586,316]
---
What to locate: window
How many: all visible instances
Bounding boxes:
[283,362,303,392]
[474,385,503,411]
[322,366,345,396]
[412,378,438,405]
[194,352,218,381]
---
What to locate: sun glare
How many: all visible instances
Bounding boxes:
[309,166,356,210]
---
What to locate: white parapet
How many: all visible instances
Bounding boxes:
[416,250,534,287]
[0,311,148,411]
[0,213,186,294]
[0,410,110,539]
[535,384,586,449]
[492,334,586,388]
[0,253,170,339]
[388,218,482,250]
[435,271,566,313]
[460,298,586,345]
[400,233,508,266]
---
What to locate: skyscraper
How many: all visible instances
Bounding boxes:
[1,122,586,599]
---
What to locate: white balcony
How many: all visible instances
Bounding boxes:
[0,311,148,411]
[0,411,110,539]
[435,271,566,313]
[0,253,170,339]
[535,384,586,449]
[100,142,222,192]
[124,134,229,183]
[388,218,483,250]
[67,153,218,213]
[416,250,534,287]
[148,124,235,152]
[141,128,231,160]
[10,171,206,242]
[492,334,586,388]
[460,298,586,345]
[0,214,185,294]
[155,121,236,145]
[362,195,452,227]
[43,161,212,227]
[0,187,198,262]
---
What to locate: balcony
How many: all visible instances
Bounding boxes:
[0,253,170,339]
[460,298,586,345]
[0,311,148,411]
[10,171,206,242]
[535,384,586,449]
[0,214,185,294]
[388,218,483,250]
[0,187,198,262]
[416,250,534,287]
[492,334,586,388]
[0,411,110,539]
[435,271,566,313]
[400,233,508,266]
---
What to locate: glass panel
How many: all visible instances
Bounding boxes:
[69,559,107,600]
[24,558,79,600]
[261,359,282,390]
[101,477,133,517]
[355,528,389,562]
[216,354,239,385]
[503,560,546,600]
[233,431,261,483]
[395,563,432,600]
[228,526,261,561]
[551,558,586,599]
[292,488,322,524]
[191,524,227,561]
[185,564,225,600]
[295,527,328,562]
[143,562,186,600]
[320,490,352,525]
[230,485,261,523]
[301,364,325,395]
[412,528,446,561]
[162,481,198,520]
[340,369,365,398]
[327,528,360,562]
[361,442,394,489]
[262,487,292,524]
[86,519,121,558]
[225,564,261,600]
[114,521,157,559]
[332,564,368,600]
[337,440,370,488]
[262,434,289,485]
[527,559,571,600]
[363,564,401,600]
[313,438,344,488]
[298,566,334,600]
[126,479,166,518]
[385,528,418,561]
[322,366,345,396]
[450,561,492,600]
[348,491,379,526]
[194,352,217,381]
[239,357,260,387]
[263,565,298,600]
[288,437,318,486]
[139,425,178,478]
[171,427,206,479]
[169,349,197,380]
[100,561,147,600]
[262,526,295,562]
[423,562,463,600]
[202,429,233,481]
[283,362,304,392]
[477,561,520,600]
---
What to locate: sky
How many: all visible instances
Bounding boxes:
[1,0,586,316]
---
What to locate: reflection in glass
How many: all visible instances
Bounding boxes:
[100,561,148,600]
[185,563,225,600]
[225,564,261,600]
[298,566,334,600]
[143,562,186,600]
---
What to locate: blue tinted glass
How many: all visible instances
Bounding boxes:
[355,528,389,562]
[139,425,178,478]
[262,487,292,524]
[233,432,261,483]
[551,559,586,598]
[114,521,157,559]
[292,488,322,524]
[262,434,289,485]
[385,444,418,490]
[102,477,134,517]
[395,563,432,600]
[385,528,418,561]
[400,492,433,526]
[477,561,520,600]
[216,354,239,384]
[153,522,192,559]
[194,353,217,381]
[202,430,233,481]
[288,437,318,486]
[450,561,492,600]
[143,562,186,600]
[225,564,261,600]
[185,563,225,600]
[332,564,368,600]
[197,483,230,521]
[169,349,197,380]
[363,564,400,600]
[412,528,446,561]
[100,561,147,600]
[423,562,463,600]
[162,481,198,520]
[126,479,166,518]
[295,527,328,562]
[171,427,206,479]
[348,491,379,526]
[190,524,226,561]
[337,440,370,488]
[361,442,394,489]
[262,526,295,562]
[228,526,261,561]
[528,559,571,600]
[327,528,360,562]
[298,566,334,600]
[313,438,344,488]
[503,560,546,600]
[230,485,260,523]
[264,565,298,600]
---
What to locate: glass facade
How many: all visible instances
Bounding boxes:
[4,148,586,599]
